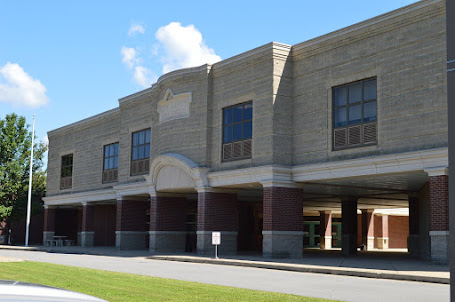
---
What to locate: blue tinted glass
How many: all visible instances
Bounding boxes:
[144,144,150,158]
[233,123,242,141]
[114,143,119,156]
[132,147,138,160]
[334,108,347,127]
[109,145,114,157]
[139,131,145,145]
[145,129,151,143]
[364,101,377,122]
[109,157,114,169]
[349,83,362,103]
[223,126,232,143]
[243,103,252,120]
[104,158,109,170]
[114,157,118,169]
[364,80,377,100]
[349,105,361,124]
[138,145,145,159]
[104,146,109,157]
[223,108,232,125]
[133,133,138,146]
[243,121,252,139]
[233,105,243,123]
[334,87,347,107]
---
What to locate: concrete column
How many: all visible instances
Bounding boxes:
[361,209,374,250]
[80,203,95,247]
[262,186,303,258]
[43,205,56,243]
[116,198,148,250]
[149,194,195,253]
[319,211,332,249]
[376,215,389,249]
[427,171,449,262]
[341,198,358,256]
[408,195,420,257]
[197,190,238,256]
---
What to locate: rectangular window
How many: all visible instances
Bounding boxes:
[60,154,73,189]
[131,129,151,175]
[222,102,252,161]
[103,142,119,183]
[333,78,377,150]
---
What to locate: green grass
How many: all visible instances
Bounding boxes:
[0,261,337,302]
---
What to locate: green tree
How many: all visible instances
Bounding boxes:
[0,113,47,243]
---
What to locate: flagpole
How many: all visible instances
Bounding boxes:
[25,114,35,247]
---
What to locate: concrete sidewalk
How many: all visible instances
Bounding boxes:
[0,244,449,284]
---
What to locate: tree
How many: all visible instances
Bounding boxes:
[0,113,47,243]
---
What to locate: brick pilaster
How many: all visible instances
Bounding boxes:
[81,204,95,232]
[150,196,194,231]
[197,192,238,232]
[341,198,358,255]
[43,206,56,232]
[263,187,303,232]
[429,175,449,232]
[320,211,332,249]
[116,199,148,232]
[361,209,374,250]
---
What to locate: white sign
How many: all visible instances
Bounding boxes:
[212,232,221,245]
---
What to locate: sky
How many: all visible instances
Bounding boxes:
[0,0,418,164]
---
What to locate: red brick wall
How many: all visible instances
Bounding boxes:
[44,207,56,232]
[116,200,148,232]
[150,197,195,231]
[389,216,409,248]
[197,192,238,232]
[429,175,449,231]
[82,205,94,232]
[94,205,116,246]
[263,187,303,231]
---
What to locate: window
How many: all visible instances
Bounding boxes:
[333,78,377,150]
[103,142,119,183]
[222,102,252,161]
[60,154,73,189]
[131,129,151,175]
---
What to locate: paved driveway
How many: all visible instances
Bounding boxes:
[0,249,449,302]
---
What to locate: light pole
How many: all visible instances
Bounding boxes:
[446,0,454,301]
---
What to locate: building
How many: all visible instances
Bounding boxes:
[43,0,449,262]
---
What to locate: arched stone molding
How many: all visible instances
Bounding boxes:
[148,153,209,192]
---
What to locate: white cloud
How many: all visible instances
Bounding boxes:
[42,135,49,147]
[128,24,145,36]
[134,66,156,88]
[121,47,137,69]
[155,22,221,74]
[0,63,49,108]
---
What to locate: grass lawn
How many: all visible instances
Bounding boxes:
[0,261,337,302]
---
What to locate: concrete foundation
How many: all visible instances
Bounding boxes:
[149,231,186,253]
[197,231,237,256]
[377,237,389,249]
[430,231,449,263]
[262,231,303,258]
[80,231,94,247]
[115,231,147,250]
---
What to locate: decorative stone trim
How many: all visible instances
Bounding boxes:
[429,231,450,236]
[157,89,192,124]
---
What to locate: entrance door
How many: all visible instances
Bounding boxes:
[94,205,116,246]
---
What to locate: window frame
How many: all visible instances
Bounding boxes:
[130,128,151,176]
[102,142,119,183]
[332,78,377,150]
[60,154,73,189]
[222,101,253,162]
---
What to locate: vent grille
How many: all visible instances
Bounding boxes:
[334,128,347,148]
[223,143,232,160]
[348,125,361,145]
[223,140,252,161]
[233,141,242,158]
[103,169,118,183]
[363,123,377,144]
[60,177,72,189]
[243,139,252,156]
[131,159,150,175]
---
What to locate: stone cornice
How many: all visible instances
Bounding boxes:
[292,148,448,182]
[43,188,117,206]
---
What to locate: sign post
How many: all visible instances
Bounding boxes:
[212,231,221,259]
[446,0,455,301]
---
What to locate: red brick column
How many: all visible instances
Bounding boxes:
[376,215,389,249]
[408,195,419,257]
[427,173,449,262]
[116,199,148,250]
[197,191,238,255]
[80,203,95,247]
[319,211,332,249]
[361,209,374,250]
[262,187,303,258]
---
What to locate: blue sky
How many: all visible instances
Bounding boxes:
[0,0,417,159]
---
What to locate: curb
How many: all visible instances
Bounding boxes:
[148,255,450,285]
